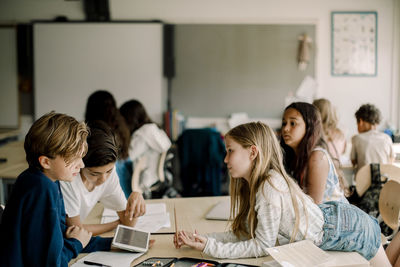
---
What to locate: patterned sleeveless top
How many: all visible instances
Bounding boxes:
[313,147,348,203]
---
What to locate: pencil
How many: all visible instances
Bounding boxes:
[174,204,178,235]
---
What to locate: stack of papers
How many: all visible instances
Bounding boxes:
[262,240,369,267]
[101,203,170,233]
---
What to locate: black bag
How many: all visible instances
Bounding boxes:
[357,164,394,236]
[357,163,385,217]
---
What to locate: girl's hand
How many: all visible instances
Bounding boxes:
[173,232,184,249]
[176,230,207,251]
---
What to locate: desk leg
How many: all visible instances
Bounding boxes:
[0,178,4,205]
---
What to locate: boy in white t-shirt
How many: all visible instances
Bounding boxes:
[351,103,394,173]
[61,121,146,235]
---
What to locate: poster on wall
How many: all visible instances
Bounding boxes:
[331,11,377,76]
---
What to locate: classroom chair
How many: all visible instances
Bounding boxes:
[355,164,400,197]
[379,179,400,245]
[177,128,226,197]
[131,151,177,199]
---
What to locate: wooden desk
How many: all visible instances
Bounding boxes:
[0,140,27,204]
[71,196,270,266]
[71,196,369,267]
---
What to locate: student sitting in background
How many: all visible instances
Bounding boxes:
[174,122,390,266]
[351,103,394,172]
[0,112,111,267]
[120,99,171,198]
[84,90,133,195]
[60,121,146,236]
[280,102,348,204]
[313,98,347,162]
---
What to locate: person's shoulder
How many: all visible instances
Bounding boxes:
[331,128,345,140]
[13,168,59,203]
[309,148,327,161]
[260,170,288,193]
[18,168,56,190]
[257,170,289,204]
[60,173,82,191]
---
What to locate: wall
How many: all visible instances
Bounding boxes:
[0,0,84,22]
[0,27,18,128]
[0,0,399,138]
[172,24,315,118]
[111,0,400,137]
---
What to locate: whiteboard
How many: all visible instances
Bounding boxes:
[0,27,18,128]
[33,23,164,123]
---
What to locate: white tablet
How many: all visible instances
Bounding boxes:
[112,225,150,253]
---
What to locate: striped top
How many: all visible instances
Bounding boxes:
[203,169,325,259]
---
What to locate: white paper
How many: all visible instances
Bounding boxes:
[101,203,170,233]
[71,251,143,267]
[265,240,331,267]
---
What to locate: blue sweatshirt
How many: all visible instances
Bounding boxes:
[0,168,112,267]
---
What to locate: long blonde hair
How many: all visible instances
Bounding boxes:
[312,98,339,141]
[226,122,308,242]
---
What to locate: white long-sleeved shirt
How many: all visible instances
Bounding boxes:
[203,170,325,259]
[129,123,171,189]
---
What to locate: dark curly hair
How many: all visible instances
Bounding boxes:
[355,103,381,125]
[84,90,131,159]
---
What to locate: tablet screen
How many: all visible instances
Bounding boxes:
[114,227,148,249]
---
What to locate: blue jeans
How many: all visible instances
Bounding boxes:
[318,201,381,260]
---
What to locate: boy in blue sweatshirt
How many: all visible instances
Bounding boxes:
[0,112,112,266]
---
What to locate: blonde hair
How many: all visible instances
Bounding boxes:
[226,122,308,242]
[312,98,339,141]
[25,111,89,170]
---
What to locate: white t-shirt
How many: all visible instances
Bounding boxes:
[60,167,127,221]
[351,129,394,172]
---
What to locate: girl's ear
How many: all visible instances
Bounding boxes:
[38,155,52,170]
[249,145,259,160]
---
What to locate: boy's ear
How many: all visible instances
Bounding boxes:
[38,155,52,170]
[249,145,259,160]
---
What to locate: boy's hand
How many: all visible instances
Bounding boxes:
[66,225,92,248]
[175,230,207,251]
[125,191,146,220]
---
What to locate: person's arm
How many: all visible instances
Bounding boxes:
[386,231,400,266]
[350,136,358,167]
[117,191,146,226]
[177,184,283,259]
[66,215,120,236]
[305,150,329,204]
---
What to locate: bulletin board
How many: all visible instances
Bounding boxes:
[331,11,377,76]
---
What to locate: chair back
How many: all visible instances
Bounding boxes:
[379,180,400,230]
[356,164,400,197]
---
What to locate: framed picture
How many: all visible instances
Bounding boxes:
[331,11,377,76]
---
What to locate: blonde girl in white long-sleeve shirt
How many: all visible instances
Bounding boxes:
[173,122,390,266]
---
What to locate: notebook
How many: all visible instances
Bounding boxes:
[205,199,230,220]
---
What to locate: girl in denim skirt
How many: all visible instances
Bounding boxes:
[174,122,390,266]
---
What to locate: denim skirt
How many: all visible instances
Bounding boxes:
[318,201,381,260]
